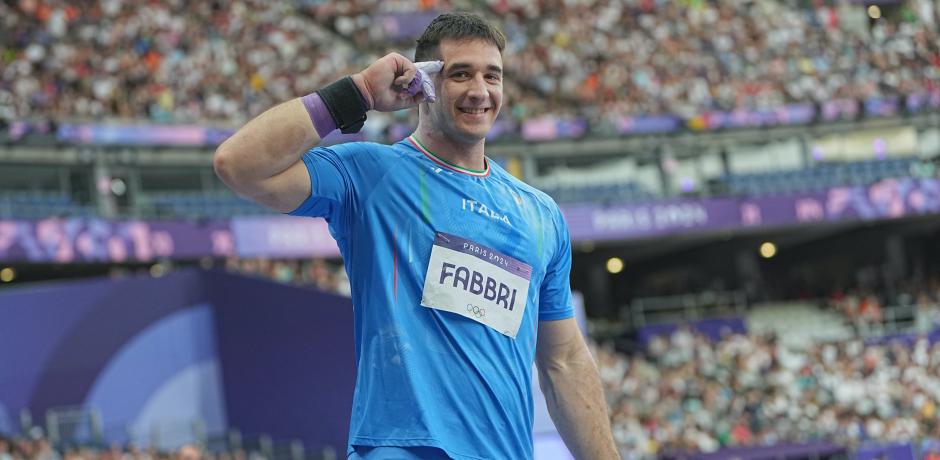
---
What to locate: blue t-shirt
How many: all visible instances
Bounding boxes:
[289,136,574,460]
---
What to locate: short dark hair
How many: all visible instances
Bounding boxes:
[415,12,506,62]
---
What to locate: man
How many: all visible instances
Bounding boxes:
[214,12,618,460]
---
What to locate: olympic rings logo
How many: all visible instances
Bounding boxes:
[466,303,486,318]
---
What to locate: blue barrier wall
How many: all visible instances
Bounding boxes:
[0,270,356,452]
[205,270,355,452]
[0,272,216,446]
[856,442,916,460]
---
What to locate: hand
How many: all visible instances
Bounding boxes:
[351,53,427,112]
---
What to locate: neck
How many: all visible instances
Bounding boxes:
[413,123,487,172]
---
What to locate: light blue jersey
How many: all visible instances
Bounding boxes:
[289,136,574,460]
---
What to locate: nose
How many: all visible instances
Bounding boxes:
[465,73,488,101]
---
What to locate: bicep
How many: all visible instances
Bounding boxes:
[244,160,312,214]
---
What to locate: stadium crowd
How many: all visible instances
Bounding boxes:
[595,325,940,459]
[483,0,940,126]
[1,0,938,130]
[0,435,255,460]
[221,256,350,296]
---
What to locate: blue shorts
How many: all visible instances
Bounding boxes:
[348,446,451,460]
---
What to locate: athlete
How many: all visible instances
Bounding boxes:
[214,12,619,460]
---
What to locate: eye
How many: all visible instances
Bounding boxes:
[451,71,470,79]
[486,74,502,82]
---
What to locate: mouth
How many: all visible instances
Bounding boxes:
[457,108,491,124]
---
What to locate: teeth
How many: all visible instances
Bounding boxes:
[460,108,486,114]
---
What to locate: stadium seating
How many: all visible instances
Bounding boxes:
[0,191,94,219]
[719,157,923,197]
[137,191,273,220]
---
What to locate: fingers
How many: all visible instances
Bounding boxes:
[393,67,418,90]
[366,53,429,112]
[387,52,418,90]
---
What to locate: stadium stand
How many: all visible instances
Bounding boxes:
[595,327,940,459]
[3,0,940,459]
[1,0,938,124]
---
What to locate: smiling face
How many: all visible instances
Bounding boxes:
[421,38,503,145]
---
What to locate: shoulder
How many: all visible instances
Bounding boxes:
[319,141,404,157]
[489,163,571,259]
[305,141,411,171]
[489,161,565,220]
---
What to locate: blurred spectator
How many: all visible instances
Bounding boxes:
[174,444,201,460]
[927,446,940,460]
[33,439,59,460]
[857,292,884,335]
[0,436,14,460]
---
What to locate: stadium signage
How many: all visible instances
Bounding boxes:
[2,179,940,262]
[564,178,940,242]
[590,203,709,232]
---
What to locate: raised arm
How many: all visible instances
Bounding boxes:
[536,318,620,459]
[213,53,427,213]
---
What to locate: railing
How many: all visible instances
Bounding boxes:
[857,302,940,340]
[45,406,103,447]
[33,406,321,460]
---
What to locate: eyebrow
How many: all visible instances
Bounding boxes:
[446,62,503,75]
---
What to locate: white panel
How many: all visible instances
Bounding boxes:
[633,164,661,192]
[699,152,725,179]
[673,157,702,192]
[811,127,918,161]
[542,157,638,186]
[771,139,804,170]
[919,127,940,158]
[728,140,804,173]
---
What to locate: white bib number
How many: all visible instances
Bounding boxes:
[421,232,532,338]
